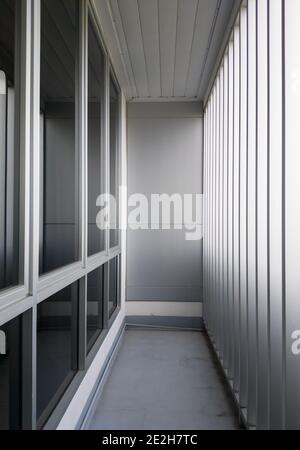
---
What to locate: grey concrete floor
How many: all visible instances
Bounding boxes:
[88,328,240,430]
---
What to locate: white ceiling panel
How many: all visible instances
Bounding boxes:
[116,0,149,97]
[94,0,240,101]
[158,0,178,97]
[138,0,161,97]
[173,0,198,97]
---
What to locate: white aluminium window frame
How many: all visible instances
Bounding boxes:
[0,0,124,430]
[0,0,31,326]
[34,0,122,301]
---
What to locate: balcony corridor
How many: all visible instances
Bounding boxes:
[86,329,240,430]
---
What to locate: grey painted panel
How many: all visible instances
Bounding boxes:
[204,101,208,325]
[218,67,224,363]
[246,0,256,422]
[206,100,211,326]
[206,98,212,331]
[127,229,203,302]
[127,109,203,304]
[285,0,300,431]
[238,5,248,409]
[209,91,214,336]
[227,40,234,380]
[216,76,221,353]
[256,0,269,430]
[233,21,241,394]
[246,0,257,427]
[215,81,219,344]
[128,117,203,197]
[222,52,229,371]
[203,99,211,328]
[269,0,284,430]
[210,88,216,339]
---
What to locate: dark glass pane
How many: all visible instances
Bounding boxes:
[0,0,20,290]
[109,257,118,318]
[88,17,105,256]
[40,0,79,274]
[0,315,22,430]
[37,282,79,425]
[109,76,119,248]
[87,266,104,354]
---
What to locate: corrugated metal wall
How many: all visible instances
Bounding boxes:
[203,0,300,430]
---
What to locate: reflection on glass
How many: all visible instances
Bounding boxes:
[0,315,22,430]
[109,76,119,248]
[0,0,20,291]
[87,266,104,354]
[88,16,105,257]
[109,257,119,318]
[40,0,79,274]
[37,282,79,425]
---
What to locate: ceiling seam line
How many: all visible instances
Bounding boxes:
[157,0,162,97]
[136,0,150,98]
[172,0,180,97]
[183,0,200,98]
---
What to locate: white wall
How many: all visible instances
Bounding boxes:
[127,102,203,320]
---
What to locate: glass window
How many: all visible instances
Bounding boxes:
[0,0,20,291]
[88,16,105,257]
[109,76,120,248]
[0,315,22,430]
[109,257,119,318]
[87,266,104,354]
[37,281,79,426]
[40,0,79,274]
